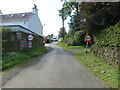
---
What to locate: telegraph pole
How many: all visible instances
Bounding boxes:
[62,12,65,39]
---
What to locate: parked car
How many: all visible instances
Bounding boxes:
[52,37,58,42]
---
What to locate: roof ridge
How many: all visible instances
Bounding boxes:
[2,12,32,15]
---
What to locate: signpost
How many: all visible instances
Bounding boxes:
[28,41,32,48]
[28,35,34,48]
[84,35,92,53]
[28,35,34,41]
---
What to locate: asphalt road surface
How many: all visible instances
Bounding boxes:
[3,42,108,88]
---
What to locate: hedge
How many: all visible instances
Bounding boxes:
[93,21,120,47]
[65,30,86,46]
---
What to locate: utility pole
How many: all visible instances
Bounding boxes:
[61,4,67,40]
[62,12,65,39]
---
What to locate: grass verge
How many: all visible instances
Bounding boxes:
[2,46,48,72]
[56,42,119,88]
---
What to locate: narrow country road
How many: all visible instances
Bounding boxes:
[3,43,108,88]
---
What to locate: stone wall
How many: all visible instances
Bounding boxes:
[90,45,120,64]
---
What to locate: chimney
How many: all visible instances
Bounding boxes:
[0,10,3,15]
[32,4,38,15]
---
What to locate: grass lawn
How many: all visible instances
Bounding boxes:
[1,46,48,72]
[56,42,119,88]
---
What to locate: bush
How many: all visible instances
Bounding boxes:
[94,21,120,47]
[73,30,86,46]
[58,38,63,42]
[2,27,19,53]
[33,35,43,47]
[65,30,86,46]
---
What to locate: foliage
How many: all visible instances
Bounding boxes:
[2,27,45,71]
[59,2,81,32]
[93,21,120,47]
[59,2,120,35]
[2,27,19,53]
[33,35,43,47]
[22,47,48,58]
[58,38,63,42]
[64,31,74,46]
[72,30,86,45]
[64,30,86,46]
[69,14,81,31]
[59,2,79,20]
[58,27,67,39]
[2,27,11,40]
[50,34,54,38]
[2,52,31,71]
[80,2,120,34]
[2,47,48,71]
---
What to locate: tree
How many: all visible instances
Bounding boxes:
[50,34,53,38]
[59,2,81,32]
[79,2,120,34]
[58,27,67,39]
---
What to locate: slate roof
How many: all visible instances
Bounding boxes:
[1,12,33,23]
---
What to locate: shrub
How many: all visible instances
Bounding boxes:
[58,38,63,42]
[94,21,120,47]
[73,30,86,46]
[65,30,86,46]
[2,27,15,53]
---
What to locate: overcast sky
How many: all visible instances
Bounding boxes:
[0,0,69,36]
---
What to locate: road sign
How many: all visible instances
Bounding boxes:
[28,44,32,48]
[84,35,92,53]
[28,41,32,44]
[28,41,32,48]
[28,35,34,41]
[84,35,91,42]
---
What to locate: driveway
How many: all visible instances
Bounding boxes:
[3,42,108,88]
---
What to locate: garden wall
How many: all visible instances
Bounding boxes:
[91,22,120,64]
[91,46,120,64]
[2,27,43,53]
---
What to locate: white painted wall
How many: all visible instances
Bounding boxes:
[27,13,43,36]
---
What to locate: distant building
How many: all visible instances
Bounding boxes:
[0,4,43,36]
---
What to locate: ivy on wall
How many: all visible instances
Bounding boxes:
[2,27,18,53]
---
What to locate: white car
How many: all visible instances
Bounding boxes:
[52,38,58,42]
